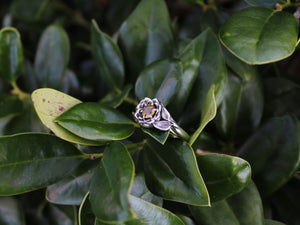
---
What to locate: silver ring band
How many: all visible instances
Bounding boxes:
[134,97,190,141]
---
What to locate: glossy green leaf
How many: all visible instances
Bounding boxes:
[244,0,279,7]
[0,133,84,195]
[237,115,300,196]
[219,7,299,64]
[223,47,257,82]
[264,219,286,225]
[200,9,228,34]
[55,102,135,141]
[46,159,98,205]
[190,200,240,225]
[189,85,216,145]
[190,181,264,225]
[79,193,95,225]
[131,173,162,206]
[177,29,227,124]
[89,142,135,222]
[144,139,210,206]
[170,31,205,116]
[196,153,251,202]
[271,178,300,225]
[118,0,175,80]
[127,195,185,225]
[0,94,23,118]
[91,20,125,91]
[264,78,300,118]
[0,197,25,225]
[2,98,45,135]
[32,88,102,146]
[140,127,169,145]
[215,71,263,142]
[100,85,132,108]
[34,25,70,88]
[177,215,196,225]
[135,58,182,106]
[0,27,23,83]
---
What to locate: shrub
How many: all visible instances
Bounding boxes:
[0,0,299,224]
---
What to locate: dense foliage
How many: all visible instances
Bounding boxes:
[0,0,300,224]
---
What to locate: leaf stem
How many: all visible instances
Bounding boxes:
[11,82,31,100]
[124,97,138,106]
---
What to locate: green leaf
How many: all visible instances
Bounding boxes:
[34,25,70,88]
[175,29,227,122]
[91,20,125,91]
[200,9,228,34]
[140,127,169,145]
[264,219,286,225]
[214,71,263,142]
[0,94,23,118]
[79,193,95,225]
[0,133,84,195]
[118,0,175,80]
[55,102,135,141]
[0,27,23,83]
[135,58,182,106]
[170,31,205,116]
[89,142,135,222]
[226,181,264,225]
[190,181,264,225]
[32,88,102,146]
[144,139,210,206]
[190,200,240,225]
[237,115,300,196]
[46,159,98,205]
[189,85,216,145]
[177,215,196,225]
[46,204,77,225]
[196,153,251,202]
[100,84,132,108]
[223,47,257,82]
[127,195,185,225]
[219,7,299,64]
[131,173,163,206]
[0,197,25,225]
[244,0,279,7]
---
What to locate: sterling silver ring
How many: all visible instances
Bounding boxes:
[134,97,190,141]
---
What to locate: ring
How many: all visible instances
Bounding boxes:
[134,97,190,141]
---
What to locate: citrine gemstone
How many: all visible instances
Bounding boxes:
[142,105,155,118]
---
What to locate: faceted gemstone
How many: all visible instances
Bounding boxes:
[142,105,155,118]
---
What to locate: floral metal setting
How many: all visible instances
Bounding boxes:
[134,97,173,131]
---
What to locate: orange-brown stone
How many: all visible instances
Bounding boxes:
[142,105,155,118]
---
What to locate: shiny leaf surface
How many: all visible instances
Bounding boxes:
[135,58,182,106]
[46,159,98,205]
[91,20,125,91]
[0,133,84,195]
[34,25,70,88]
[189,85,216,145]
[215,72,263,142]
[196,153,251,202]
[32,88,102,146]
[55,102,135,141]
[219,7,299,64]
[237,115,300,196]
[177,29,227,124]
[190,181,264,225]
[89,142,135,222]
[144,139,210,206]
[118,0,175,80]
[100,85,132,108]
[0,27,23,83]
[140,127,169,145]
